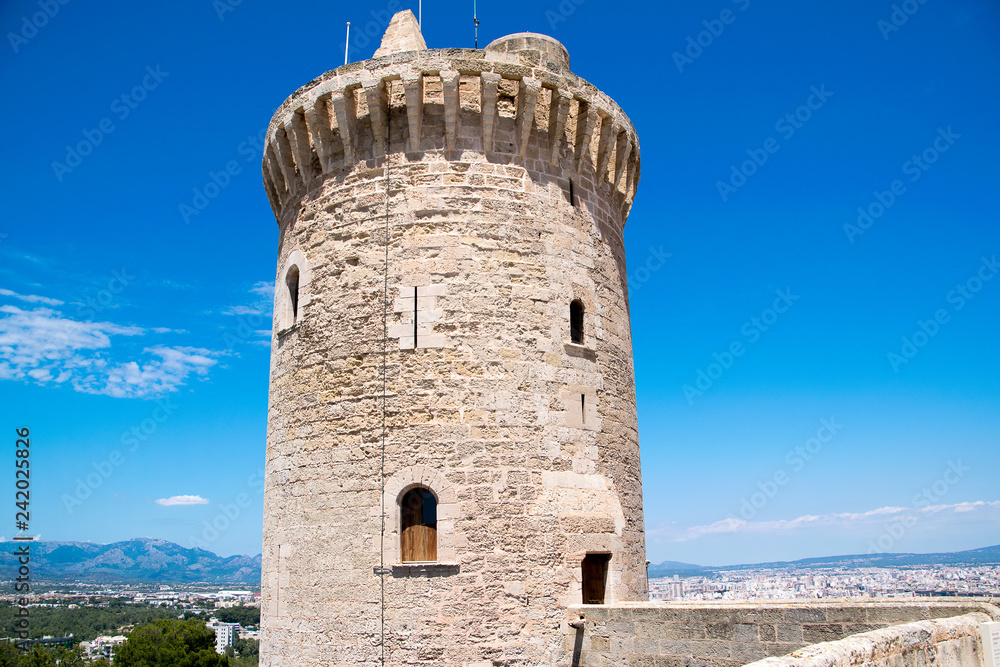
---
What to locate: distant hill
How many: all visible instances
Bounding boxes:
[650,544,1000,578]
[647,560,709,578]
[0,538,260,584]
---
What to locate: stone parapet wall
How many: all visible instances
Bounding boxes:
[261,45,641,224]
[560,600,1000,667]
[743,612,990,667]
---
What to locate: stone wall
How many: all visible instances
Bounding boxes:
[560,601,1000,667]
[743,612,990,667]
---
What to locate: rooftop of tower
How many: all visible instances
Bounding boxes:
[262,9,640,223]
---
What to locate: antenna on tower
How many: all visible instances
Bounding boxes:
[345,22,351,65]
[419,0,422,28]
[473,0,480,49]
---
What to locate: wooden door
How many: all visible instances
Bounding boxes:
[582,553,610,604]
[401,488,437,562]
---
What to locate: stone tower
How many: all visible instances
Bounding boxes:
[260,10,644,666]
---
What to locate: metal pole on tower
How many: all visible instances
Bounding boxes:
[474,0,480,49]
[419,0,422,28]
[345,22,351,65]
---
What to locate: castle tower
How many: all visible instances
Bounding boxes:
[260,11,644,666]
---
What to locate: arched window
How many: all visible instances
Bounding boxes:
[285,265,300,326]
[570,300,584,344]
[401,487,437,562]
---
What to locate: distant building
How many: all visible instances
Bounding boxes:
[208,620,240,654]
[83,635,126,661]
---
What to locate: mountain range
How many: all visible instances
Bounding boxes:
[648,544,1000,578]
[0,538,260,584]
[2,538,996,584]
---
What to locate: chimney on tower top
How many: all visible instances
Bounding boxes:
[373,10,427,57]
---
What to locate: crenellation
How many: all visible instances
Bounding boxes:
[328,91,356,165]
[548,88,571,166]
[401,73,424,153]
[440,70,461,152]
[362,79,389,157]
[304,95,334,173]
[262,59,640,220]
[286,111,314,185]
[272,128,299,196]
[595,117,618,188]
[613,130,632,195]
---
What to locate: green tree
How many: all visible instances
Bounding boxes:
[232,639,257,658]
[0,641,20,667]
[21,646,88,667]
[214,607,259,628]
[114,618,228,667]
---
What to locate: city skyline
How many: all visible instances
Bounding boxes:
[1,0,998,564]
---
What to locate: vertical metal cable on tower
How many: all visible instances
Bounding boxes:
[379,101,391,667]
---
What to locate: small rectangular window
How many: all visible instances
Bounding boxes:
[570,300,584,344]
[582,553,611,604]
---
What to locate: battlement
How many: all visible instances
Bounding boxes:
[261,22,640,224]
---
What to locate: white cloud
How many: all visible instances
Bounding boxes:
[219,282,274,348]
[81,346,221,398]
[0,288,64,306]
[155,495,209,506]
[672,500,1000,542]
[250,281,274,300]
[0,305,223,398]
[222,305,264,316]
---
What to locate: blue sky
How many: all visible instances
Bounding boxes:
[1,0,997,565]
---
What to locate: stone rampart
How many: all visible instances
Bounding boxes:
[743,612,989,667]
[560,600,1000,667]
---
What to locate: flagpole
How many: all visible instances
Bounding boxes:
[345,22,351,65]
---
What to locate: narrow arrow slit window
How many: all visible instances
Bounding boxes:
[570,299,584,344]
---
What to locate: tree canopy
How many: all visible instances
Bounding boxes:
[214,606,259,628]
[114,618,228,667]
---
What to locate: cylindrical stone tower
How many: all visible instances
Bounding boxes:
[260,10,644,666]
